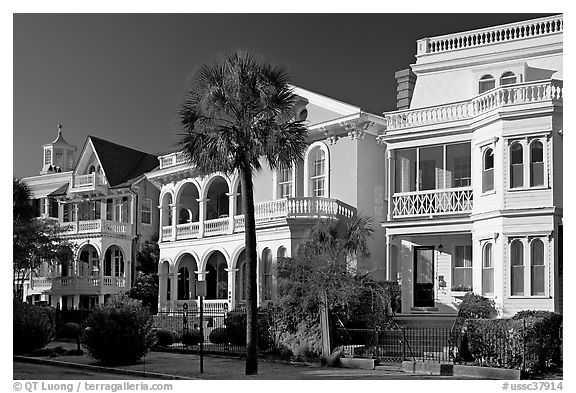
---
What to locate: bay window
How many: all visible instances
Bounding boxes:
[510,240,524,296]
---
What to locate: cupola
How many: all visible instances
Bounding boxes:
[41,124,77,174]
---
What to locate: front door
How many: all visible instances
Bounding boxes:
[414,247,435,307]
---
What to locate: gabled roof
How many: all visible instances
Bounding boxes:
[89,136,159,187]
[47,183,69,197]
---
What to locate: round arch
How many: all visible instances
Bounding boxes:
[303,141,330,197]
[231,245,248,270]
[203,250,229,300]
[103,244,127,277]
[158,258,173,274]
[76,241,102,259]
[201,173,232,200]
[174,179,202,203]
[200,247,231,272]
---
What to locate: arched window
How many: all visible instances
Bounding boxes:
[44,149,52,165]
[530,141,544,187]
[177,267,190,300]
[305,143,329,197]
[88,165,96,174]
[482,243,494,295]
[479,74,495,94]
[277,246,286,259]
[483,148,494,193]
[500,71,517,86]
[531,239,545,296]
[262,249,272,301]
[510,143,524,188]
[510,240,524,296]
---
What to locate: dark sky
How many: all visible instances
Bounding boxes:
[13,13,551,178]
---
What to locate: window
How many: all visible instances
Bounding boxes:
[237,255,247,302]
[531,239,545,296]
[278,166,293,198]
[177,267,190,300]
[141,198,152,225]
[530,141,544,186]
[482,243,494,295]
[479,74,495,94]
[510,143,524,188]
[453,157,471,187]
[113,249,124,277]
[262,249,272,301]
[106,199,113,221]
[500,71,517,86]
[483,148,494,193]
[510,240,524,296]
[48,198,59,218]
[452,245,472,291]
[311,148,326,197]
[44,149,52,165]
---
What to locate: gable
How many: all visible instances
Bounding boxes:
[292,85,361,126]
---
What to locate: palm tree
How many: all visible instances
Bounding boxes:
[13,178,34,223]
[178,50,308,375]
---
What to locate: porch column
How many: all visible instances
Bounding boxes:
[169,272,178,310]
[72,295,80,310]
[170,203,179,241]
[227,192,239,234]
[101,199,107,223]
[385,233,392,281]
[226,268,238,311]
[158,271,167,309]
[387,149,395,221]
[196,199,208,238]
[98,294,105,305]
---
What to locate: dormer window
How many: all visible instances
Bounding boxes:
[44,149,52,165]
[479,74,495,94]
[500,71,517,86]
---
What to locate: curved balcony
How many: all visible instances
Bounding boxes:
[384,79,563,132]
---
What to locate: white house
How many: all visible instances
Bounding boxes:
[380,15,563,318]
[21,127,160,309]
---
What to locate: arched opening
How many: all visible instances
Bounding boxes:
[206,251,228,300]
[530,141,544,186]
[307,146,327,197]
[261,248,272,301]
[78,245,99,277]
[500,71,517,86]
[206,177,229,219]
[510,240,524,296]
[277,246,287,259]
[104,246,124,277]
[483,148,494,193]
[178,183,200,224]
[479,74,495,94]
[235,250,247,303]
[161,193,173,226]
[482,243,494,295]
[177,254,198,300]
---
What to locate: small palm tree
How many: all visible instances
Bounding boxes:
[178,50,308,375]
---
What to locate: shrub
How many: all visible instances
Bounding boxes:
[512,311,563,368]
[81,294,156,365]
[13,300,55,354]
[154,329,175,347]
[209,327,228,344]
[458,292,497,320]
[463,315,562,375]
[58,322,81,339]
[181,329,203,346]
[223,308,275,349]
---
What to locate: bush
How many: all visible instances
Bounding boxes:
[458,293,497,320]
[512,310,563,368]
[58,322,81,339]
[13,300,56,354]
[154,329,175,347]
[81,294,156,365]
[209,327,228,344]
[181,329,203,346]
[463,314,562,375]
[223,308,275,349]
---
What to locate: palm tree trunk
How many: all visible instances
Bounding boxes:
[240,165,258,375]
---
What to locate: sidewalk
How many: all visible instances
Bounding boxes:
[17,341,469,380]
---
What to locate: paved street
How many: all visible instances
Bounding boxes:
[13,362,159,380]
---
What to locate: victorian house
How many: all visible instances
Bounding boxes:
[21,127,160,310]
[380,15,563,318]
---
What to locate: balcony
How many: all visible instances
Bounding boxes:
[61,219,131,236]
[417,15,562,56]
[51,276,127,292]
[158,151,188,169]
[69,173,108,194]
[30,277,52,290]
[392,187,473,218]
[384,79,563,132]
[162,197,356,241]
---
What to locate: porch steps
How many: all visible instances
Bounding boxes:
[393,314,457,329]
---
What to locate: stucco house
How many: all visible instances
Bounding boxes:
[21,127,160,309]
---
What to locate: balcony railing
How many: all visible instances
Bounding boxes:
[70,173,108,191]
[384,79,563,131]
[51,276,127,290]
[417,15,562,56]
[31,277,52,289]
[61,219,131,236]
[162,197,356,241]
[392,187,473,218]
[159,152,189,169]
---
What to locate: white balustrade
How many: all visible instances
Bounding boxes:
[78,220,101,232]
[203,300,229,314]
[162,226,173,239]
[417,15,562,56]
[73,173,94,187]
[204,217,230,236]
[103,277,113,286]
[160,155,175,168]
[176,222,200,239]
[32,277,52,287]
[59,277,73,287]
[392,187,473,217]
[384,79,563,131]
[102,220,128,234]
[159,152,190,169]
[233,215,245,232]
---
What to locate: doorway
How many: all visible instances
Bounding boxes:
[414,247,435,307]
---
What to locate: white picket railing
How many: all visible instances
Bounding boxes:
[384,79,563,131]
[62,219,129,235]
[204,217,230,236]
[417,15,563,56]
[159,152,189,169]
[392,187,473,218]
[176,222,200,239]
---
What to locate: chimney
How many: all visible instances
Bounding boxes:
[395,68,416,110]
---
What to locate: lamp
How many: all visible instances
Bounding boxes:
[438,244,444,253]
